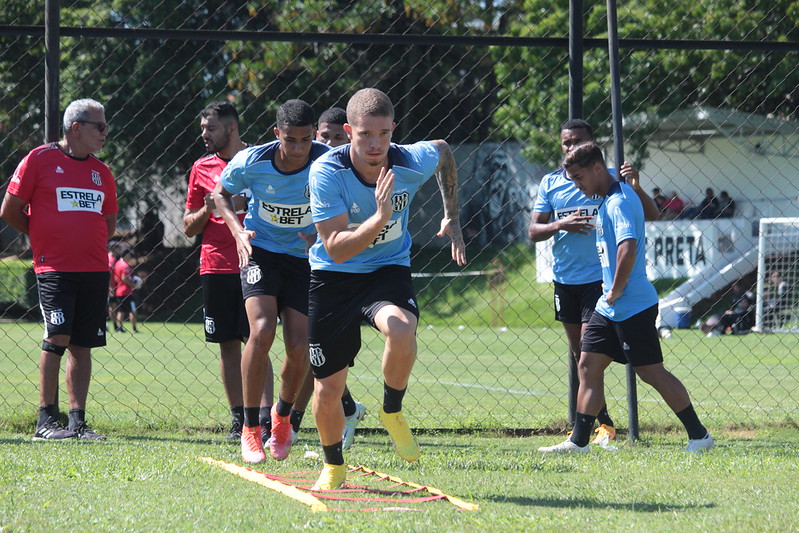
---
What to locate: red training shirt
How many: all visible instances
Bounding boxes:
[113,258,133,297]
[7,143,118,274]
[185,153,246,275]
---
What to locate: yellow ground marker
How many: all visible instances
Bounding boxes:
[351,465,479,511]
[199,457,479,512]
[199,457,328,512]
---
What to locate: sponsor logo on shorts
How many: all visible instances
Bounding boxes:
[97,328,103,336]
[391,192,409,212]
[91,170,102,186]
[622,342,631,351]
[56,187,105,213]
[50,309,65,326]
[309,344,325,367]
[205,317,216,334]
[408,298,417,309]
[246,265,262,285]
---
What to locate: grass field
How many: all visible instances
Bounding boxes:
[1,320,798,530]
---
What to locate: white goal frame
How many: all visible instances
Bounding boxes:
[755,217,799,333]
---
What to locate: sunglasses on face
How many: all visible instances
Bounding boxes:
[77,120,108,133]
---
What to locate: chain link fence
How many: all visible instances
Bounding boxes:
[1,1,797,432]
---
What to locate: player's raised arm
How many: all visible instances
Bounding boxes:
[430,140,466,266]
[316,167,395,264]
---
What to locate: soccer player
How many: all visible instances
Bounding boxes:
[308,88,466,490]
[290,106,366,450]
[213,99,329,463]
[315,107,348,148]
[538,142,714,454]
[183,101,274,441]
[529,119,658,443]
[1,98,117,440]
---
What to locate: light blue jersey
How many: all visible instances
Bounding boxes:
[220,140,330,258]
[534,168,603,285]
[309,141,439,273]
[595,181,658,321]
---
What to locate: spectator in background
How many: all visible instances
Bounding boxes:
[719,190,736,218]
[697,187,720,219]
[112,248,138,333]
[706,282,755,336]
[652,187,668,215]
[0,97,117,440]
[661,191,685,220]
[764,270,790,330]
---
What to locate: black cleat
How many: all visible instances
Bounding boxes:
[73,422,107,440]
[225,419,243,440]
[33,420,76,441]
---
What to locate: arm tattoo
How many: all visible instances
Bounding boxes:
[432,140,460,219]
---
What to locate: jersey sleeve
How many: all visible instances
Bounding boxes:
[532,174,553,213]
[607,197,636,245]
[6,151,37,202]
[310,160,348,223]
[185,164,206,210]
[406,141,440,185]
[219,151,249,195]
[101,167,118,216]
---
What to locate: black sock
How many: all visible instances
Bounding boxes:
[231,406,244,425]
[341,390,356,417]
[322,442,344,465]
[569,412,597,447]
[383,384,406,414]
[675,404,707,439]
[67,408,85,431]
[259,406,272,430]
[290,409,305,433]
[597,404,614,427]
[275,397,292,417]
[38,405,56,427]
[244,407,261,428]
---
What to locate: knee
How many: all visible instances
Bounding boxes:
[385,323,417,350]
[248,320,277,345]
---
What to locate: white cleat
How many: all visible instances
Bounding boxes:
[686,433,714,453]
[342,401,367,451]
[538,439,589,454]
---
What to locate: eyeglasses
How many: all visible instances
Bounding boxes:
[77,120,108,133]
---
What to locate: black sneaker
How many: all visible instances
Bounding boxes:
[33,420,76,441]
[73,422,107,440]
[261,426,271,445]
[225,419,243,440]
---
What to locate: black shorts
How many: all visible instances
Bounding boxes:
[581,304,663,367]
[115,294,136,313]
[240,246,310,315]
[201,273,248,343]
[308,265,419,379]
[553,280,603,324]
[37,271,109,348]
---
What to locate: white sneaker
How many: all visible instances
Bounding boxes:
[686,433,714,453]
[342,401,366,450]
[538,439,589,454]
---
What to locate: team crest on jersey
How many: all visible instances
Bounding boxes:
[246,265,262,285]
[304,184,310,199]
[309,344,326,367]
[205,317,216,334]
[391,192,409,212]
[91,170,102,186]
[597,225,603,237]
[50,309,65,326]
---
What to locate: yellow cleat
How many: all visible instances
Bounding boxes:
[592,424,617,445]
[379,408,421,462]
[311,463,346,491]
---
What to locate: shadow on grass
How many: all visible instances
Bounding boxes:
[486,495,716,512]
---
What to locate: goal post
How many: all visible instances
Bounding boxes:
[755,217,799,333]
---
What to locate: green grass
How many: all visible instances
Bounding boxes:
[1,322,797,432]
[0,427,797,531]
